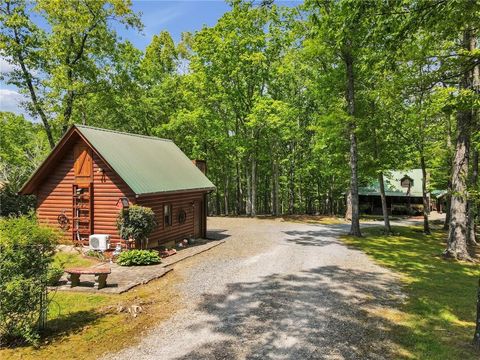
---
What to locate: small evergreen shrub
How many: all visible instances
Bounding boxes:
[116,205,157,249]
[0,216,59,345]
[116,250,161,266]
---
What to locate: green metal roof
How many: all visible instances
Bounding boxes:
[430,189,447,198]
[358,169,424,197]
[76,125,215,195]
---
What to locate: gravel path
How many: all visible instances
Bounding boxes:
[104,218,404,360]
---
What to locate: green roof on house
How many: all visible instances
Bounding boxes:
[76,125,215,195]
[359,169,424,197]
[20,125,215,196]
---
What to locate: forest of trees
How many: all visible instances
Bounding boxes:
[0,0,479,259]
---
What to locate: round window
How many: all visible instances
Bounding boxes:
[178,209,187,224]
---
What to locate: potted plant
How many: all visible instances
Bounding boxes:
[116,205,156,249]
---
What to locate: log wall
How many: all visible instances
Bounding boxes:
[35,137,208,247]
[36,138,135,244]
[138,191,206,247]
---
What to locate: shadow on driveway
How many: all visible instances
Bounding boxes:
[176,265,407,360]
[207,229,231,241]
[283,224,349,247]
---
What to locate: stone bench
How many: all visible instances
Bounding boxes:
[65,267,111,290]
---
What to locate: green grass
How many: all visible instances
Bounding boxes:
[53,251,98,269]
[1,271,180,360]
[343,226,479,360]
[281,214,346,225]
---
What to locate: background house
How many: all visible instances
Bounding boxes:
[358,169,426,215]
[20,125,215,248]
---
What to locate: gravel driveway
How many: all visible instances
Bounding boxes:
[105,217,404,360]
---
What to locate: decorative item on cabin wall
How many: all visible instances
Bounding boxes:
[116,197,130,209]
[178,209,187,224]
[57,210,70,230]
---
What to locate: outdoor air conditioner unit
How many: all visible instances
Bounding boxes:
[89,234,110,251]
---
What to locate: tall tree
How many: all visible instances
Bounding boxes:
[304,0,382,236]
[0,0,140,147]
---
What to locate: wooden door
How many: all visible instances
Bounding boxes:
[194,200,203,238]
[74,144,93,185]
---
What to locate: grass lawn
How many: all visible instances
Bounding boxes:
[53,251,99,268]
[281,214,346,225]
[343,226,479,360]
[0,252,181,360]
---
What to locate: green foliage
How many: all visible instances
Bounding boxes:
[116,205,156,248]
[85,249,106,261]
[0,112,49,216]
[46,264,64,286]
[1,0,478,223]
[116,249,161,266]
[0,0,141,145]
[0,181,36,217]
[0,216,59,345]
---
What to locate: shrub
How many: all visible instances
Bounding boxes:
[85,249,106,261]
[46,264,64,286]
[0,181,36,217]
[0,216,59,345]
[116,205,156,249]
[116,250,161,266]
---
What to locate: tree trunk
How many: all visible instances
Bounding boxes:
[467,38,479,246]
[236,163,242,215]
[251,155,257,217]
[215,186,221,216]
[344,45,361,237]
[474,278,480,350]
[9,13,55,148]
[224,174,229,216]
[444,30,475,260]
[289,151,295,214]
[328,182,334,216]
[275,160,280,216]
[372,123,391,234]
[271,159,280,216]
[264,175,269,215]
[345,191,352,220]
[444,181,452,231]
[378,172,392,234]
[445,108,470,259]
[420,154,431,234]
[467,149,478,246]
[246,162,252,216]
[444,117,454,231]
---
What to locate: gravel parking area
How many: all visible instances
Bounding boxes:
[104,217,404,360]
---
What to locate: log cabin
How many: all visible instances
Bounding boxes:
[19,125,215,248]
[358,169,426,215]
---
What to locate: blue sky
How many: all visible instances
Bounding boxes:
[0,0,300,119]
[117,0,232,49]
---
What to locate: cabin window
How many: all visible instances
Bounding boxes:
[400,176,414,188]
[164,204,172,226]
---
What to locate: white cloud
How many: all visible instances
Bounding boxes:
[0,56,17,74]
[0,88,31,118]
